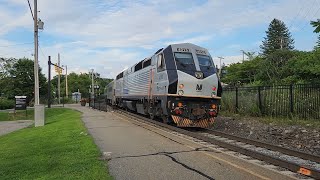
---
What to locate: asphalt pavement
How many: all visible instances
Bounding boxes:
[67,104,296,180]
[0,120,33,136]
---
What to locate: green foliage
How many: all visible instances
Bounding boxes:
[288,49,320,83]
[0,108,112,179]
[257,49,298,85]
[315,35,320,50]
[0,98,14,110]
[310,19,320,33]
[51,72,113,98]
[222,49,320,86]
[0,58,47,104]
[260,18,294,55]
[221,57,262,85]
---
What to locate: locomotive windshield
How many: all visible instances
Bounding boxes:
[174,53,194,65]
[174,52,197,74]
[197,55,213,67]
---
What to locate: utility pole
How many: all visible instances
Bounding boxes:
[217,56,224,77]
[241,50,245,62]
[58,53,61,104]
[91,69,94,98]
[33,0,45,127]
[65,65,68,97]
[34,0,39,106]
[48,56,51,108]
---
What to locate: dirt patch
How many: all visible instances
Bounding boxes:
[213,116,320,156]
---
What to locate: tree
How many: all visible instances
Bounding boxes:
[256,50,298,85]
[315,35,320,50]
[311,19,320,33]
[7,58,47,104]
[51,72,113,98]
[286,49,320,84]
[221,57,262,85]
[260,18,294,55]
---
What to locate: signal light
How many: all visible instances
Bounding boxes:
[211,104,217,109]
[177,102,183,107]
[209,111,216,116]
[175,109,183,115]
[212,86,217,91]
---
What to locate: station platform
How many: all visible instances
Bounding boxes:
[67,105,295,180]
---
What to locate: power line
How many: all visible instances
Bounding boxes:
[299,1,320,31]
[39,45,46,59]
[27,0,34,20]
[289,0,316,30]
[0,49,34,57]
[288,0,305,29]
[0,42,34,48]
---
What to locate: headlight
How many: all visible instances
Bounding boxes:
[195,72,203,79]
[178,90,184,96]
[179,84,184,89]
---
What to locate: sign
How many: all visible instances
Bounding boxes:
[195,49,207,55]
[196,84,203,91]
[15,96,27,110]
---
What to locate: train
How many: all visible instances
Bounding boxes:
[105,43,222,128]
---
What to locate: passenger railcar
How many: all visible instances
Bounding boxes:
[106,43,222,128]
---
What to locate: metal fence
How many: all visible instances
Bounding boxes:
[88,95,108,112]
[222,84,320,120]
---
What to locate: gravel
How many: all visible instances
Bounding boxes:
[213,116,320,156]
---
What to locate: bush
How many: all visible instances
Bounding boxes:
[0,98,15,110]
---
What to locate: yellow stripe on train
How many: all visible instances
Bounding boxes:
[171,115,214,128]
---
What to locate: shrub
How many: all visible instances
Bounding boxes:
[0,98,15,110]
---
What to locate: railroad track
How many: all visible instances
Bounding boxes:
[104,106,320,179]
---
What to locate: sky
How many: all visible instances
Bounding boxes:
[0,0,319,79]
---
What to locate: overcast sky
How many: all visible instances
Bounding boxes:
[0,0,319,78]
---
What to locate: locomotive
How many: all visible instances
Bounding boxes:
[105,43,222,128]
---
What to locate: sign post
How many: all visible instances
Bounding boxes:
[15,96,27,118]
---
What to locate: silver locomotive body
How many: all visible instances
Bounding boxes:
[106,43,222,128]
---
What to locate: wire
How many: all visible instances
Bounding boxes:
[299,1,320,31]
[27,0,34,20]
[39,45,46,59]
[0,49,34,57]
[0,42,34,48]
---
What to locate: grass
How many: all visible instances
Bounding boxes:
[220,111,320,129]
[0,108,112,180]
[0,109,34,121]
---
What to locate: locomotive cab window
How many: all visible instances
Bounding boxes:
[134,61,143,72]
[143,59,151,68]
[157,53,165,72]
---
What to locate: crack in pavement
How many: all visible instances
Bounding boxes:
[111,148,218,180]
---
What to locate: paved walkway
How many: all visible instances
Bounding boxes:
[0,120,33,136]
[68,105,295,180]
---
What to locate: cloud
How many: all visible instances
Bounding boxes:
[1,0,320,80]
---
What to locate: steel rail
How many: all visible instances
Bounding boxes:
[113,108,320,179]
[205,129,320,164]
